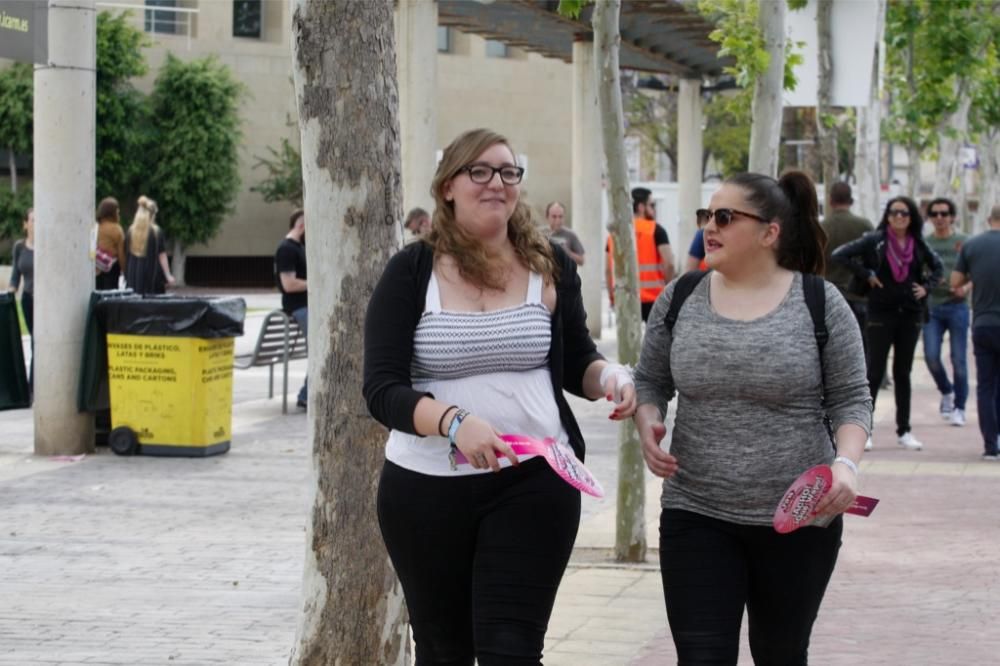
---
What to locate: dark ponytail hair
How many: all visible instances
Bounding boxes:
[726,170,826,275]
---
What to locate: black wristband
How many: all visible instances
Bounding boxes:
[437,405,459,437]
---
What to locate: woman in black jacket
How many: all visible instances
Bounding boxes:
[832,196,943,451]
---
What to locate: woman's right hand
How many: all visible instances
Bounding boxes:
[634,406,678,478]
[868,275,884,289]
[454,414,518,472]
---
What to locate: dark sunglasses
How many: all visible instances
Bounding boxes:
[928,210,952,218]
[696,207,768,227]
[888,209,911,218]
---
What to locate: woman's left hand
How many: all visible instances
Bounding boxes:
[912,283,927,299]
[814,461,858,518]
[600,363,636,420]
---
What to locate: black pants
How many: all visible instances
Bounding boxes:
[642,300,654,322]
[377,458,580,665]
[660,509,842,666]
[866,309,922,435]
[95,265,120,290]
[21,291,33,392]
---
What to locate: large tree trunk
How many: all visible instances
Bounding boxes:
[933,91,972,198]
[170,240,186,287]
[906,145,921,201]
[289,1,409,663]
[977,129,999,234]
[592,0,646,564]
[816,0,839,202]
[854,0,885,226]
[749,0,786,177]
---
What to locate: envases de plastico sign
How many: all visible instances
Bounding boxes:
[0,1,48,65]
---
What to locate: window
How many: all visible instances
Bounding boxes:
[485,39,508,58]
[233,0,262,38]
[437,26,451,53]
[145,0,178,35]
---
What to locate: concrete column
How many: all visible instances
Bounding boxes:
[571,37,604,338]
[395,0,438,219]
[676,78,703,270]
[32,0,96,455]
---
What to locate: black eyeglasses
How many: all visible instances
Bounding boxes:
[458,164,525,185]
[928,210,951,218]
[888,209,911,218]
[696,207,768,227]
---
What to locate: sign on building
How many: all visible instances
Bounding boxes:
[0,1,48,64]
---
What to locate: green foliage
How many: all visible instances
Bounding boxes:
[0,64,33,164]
[698,0,804,91]
[556,0,587,19]
[250,133,303,207]
[883,0,1000,155]
[703,87,753,178]
[96,11,153,207]
[0,184,32,242]
[147,53,245,248]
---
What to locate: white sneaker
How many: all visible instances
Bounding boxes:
[864,437,873,451]
[981,454,999,462]
[950,408,966,427]
[898,432,923,451]
[940,393,954,418]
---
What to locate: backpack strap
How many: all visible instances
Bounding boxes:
[802,273,828,355]
[663,270,710,333]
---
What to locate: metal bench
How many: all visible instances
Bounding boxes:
[234,309,307,413]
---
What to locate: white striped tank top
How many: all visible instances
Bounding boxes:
[384,270,569,476]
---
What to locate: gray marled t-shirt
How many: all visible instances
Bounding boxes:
[635,272,872,525]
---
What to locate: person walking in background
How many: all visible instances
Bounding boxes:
[95,197,126,290]
[683,207,709,273]
[952,204,1000,460]
[124,196,174,296]
[605,187,674,321]
[7,208,35,393]
[275,209,308,410]
[923,197,971,427]
[363,128,635,663]
[634,171,871,665]
[832,197,943,451]
[543,201,585,266]
[822,182,874,342]
[404,206,432,238]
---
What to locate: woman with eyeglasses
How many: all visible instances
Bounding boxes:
[633,171,872,664]
[832,196,943,451]
[363,128,635,664]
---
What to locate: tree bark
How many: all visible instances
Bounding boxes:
[816,0,839,201]
[749,0,786,177]
[593,0,646,564]
[171,240,186,288]
[933,90,972,198]
[289,1,409,664]
[7,150,16,193]
[977,129,999,234]
[906,145,921,201]
[854,0,885,225]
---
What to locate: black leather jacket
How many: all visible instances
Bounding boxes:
[831,229,943,314]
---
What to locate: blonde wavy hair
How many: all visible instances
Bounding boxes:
[426,128,557,290]
[128,195,159,257]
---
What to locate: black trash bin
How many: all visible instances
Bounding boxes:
[0,293,30,411]
[95,296,245,457]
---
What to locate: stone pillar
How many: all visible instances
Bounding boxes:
[676,78,703,271]
[395,0,438,219]
[32,0,97,455]
[572,36,604,338]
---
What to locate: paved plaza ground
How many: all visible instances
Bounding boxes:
[1,290,998,664]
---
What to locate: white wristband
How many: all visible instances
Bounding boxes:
[599,363,633,389]
[833,456,858,476]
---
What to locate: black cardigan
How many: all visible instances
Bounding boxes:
[831,229,943,315]
[362,241,604,460]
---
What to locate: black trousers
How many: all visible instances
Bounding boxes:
[866,308,922,435]
[377,458,580,665]
[660,509,842,666]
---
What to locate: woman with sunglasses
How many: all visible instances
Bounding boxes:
[832,196,943,451]
[363,128,635,664]
[633,171,872,664]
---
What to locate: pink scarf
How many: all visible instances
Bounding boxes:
[886,232,915,283]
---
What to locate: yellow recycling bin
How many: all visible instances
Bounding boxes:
[97,296,246,457]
